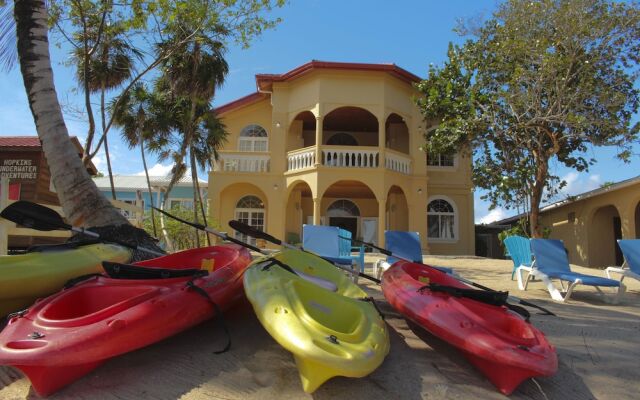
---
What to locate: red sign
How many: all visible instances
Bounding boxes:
[0,182,20,200]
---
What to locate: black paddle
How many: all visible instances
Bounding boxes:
[228,219,381,284]
[343,235,556,316]
[1,200,164,257]
[152,207,339,291]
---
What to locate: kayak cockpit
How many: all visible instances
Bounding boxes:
[37,284,160,327]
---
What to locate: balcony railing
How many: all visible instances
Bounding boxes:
[322,145,379,168]
[287,146,316,171]
[214,152,270,173]
[385,149,412,174]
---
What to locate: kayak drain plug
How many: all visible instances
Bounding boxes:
[327,335,339,344]
[28,332,45,339]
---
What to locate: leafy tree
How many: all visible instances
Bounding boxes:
[142,205,218,251]
[416,0,640,237]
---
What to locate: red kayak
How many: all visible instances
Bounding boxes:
[382,261,557,395]
[0,244,251,397]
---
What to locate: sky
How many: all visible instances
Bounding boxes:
[1,0,639,223]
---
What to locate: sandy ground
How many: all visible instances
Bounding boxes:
[1,255,639,400]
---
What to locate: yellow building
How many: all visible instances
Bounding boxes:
[208,61,474,255]
[536,176,640,267]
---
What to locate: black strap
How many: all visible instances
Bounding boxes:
[64,273,104,289]
[102,261,208,280]
[186,280,231,354]
[359,296,385,320]
[418,283,530,321]
[260,259,300,277]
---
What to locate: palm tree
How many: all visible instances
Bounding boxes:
[74,19,142,200]
[9,0,129,227]
[155,27,229,244]
[110,83,170,237]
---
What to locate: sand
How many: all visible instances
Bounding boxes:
[1,255,639,400]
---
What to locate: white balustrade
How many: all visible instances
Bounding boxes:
[287,148,316,171]
[322,147,379,168]
[385,151,412,174]
[215,153,270,173]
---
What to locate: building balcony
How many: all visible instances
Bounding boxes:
[287,146,412,174]
[213,151,270,173]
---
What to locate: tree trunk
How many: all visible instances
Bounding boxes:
[189,150,202,247]
[14,0,128,227]
[529,160,548,238]
[140,138,158,237]
[101,86,117,200]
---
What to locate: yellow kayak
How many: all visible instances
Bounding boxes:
[243,249,389,393]
[0,242,131,317]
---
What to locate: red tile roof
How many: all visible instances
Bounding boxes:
[256,60,422,91]
[215,60,422,115]
[0,136,41,147]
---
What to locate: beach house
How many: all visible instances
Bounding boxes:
[208,61,475,254]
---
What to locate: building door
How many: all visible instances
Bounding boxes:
[234,196,265,246]
[613,217,623,266]
[329,217,358,239]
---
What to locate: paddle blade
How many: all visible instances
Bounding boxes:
[0,200,69,231]
[228,220,282,245]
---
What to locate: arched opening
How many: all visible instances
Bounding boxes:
[238,124,268,152]
[323,106,378,146]
[234,195,265,246]
[285,181,313,244]
[386,185,409,231]
[321,180,378,243]
[287,111,316,151]
[385,113,409,154]
[326,132,358,146]
[427,196,458,241]
[588,205,621,267]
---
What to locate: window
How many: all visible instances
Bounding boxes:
[238,124,268,152]
[426,151,455,167]
[427,198,456,240]
[169,199,194,210]
[119,199,143,218]
[234,195,265,246]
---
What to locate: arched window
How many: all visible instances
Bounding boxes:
[327,132,358,146]
[327,199,360,217]
[427,198,457,240]
[234,195,265,245]
[239,124,268,152]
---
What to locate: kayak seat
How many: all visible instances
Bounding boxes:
[290,279,364,338]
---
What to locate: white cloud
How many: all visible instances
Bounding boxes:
[556,172,602,198]
[136,163,174,176]
[475,207,509,224]
[134,163,194,178]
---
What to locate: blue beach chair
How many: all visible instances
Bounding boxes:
[605,239,640,284]
[373,231,452,279]
[528,239,625,303]
[503,235,534,288]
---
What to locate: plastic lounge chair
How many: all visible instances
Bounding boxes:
[337,228,365,273]
[302,224,357,278]
[504,235,533,289]
[373,231,452,279]
[528,238,625,303]
[605,239,640,283]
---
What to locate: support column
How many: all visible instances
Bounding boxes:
[378,114,385,169]
[313,197,321,225]
[377,199,386,249]
[315,116,323,166]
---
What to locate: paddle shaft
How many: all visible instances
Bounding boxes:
[345,236,555,316]
[1,201,164,257]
